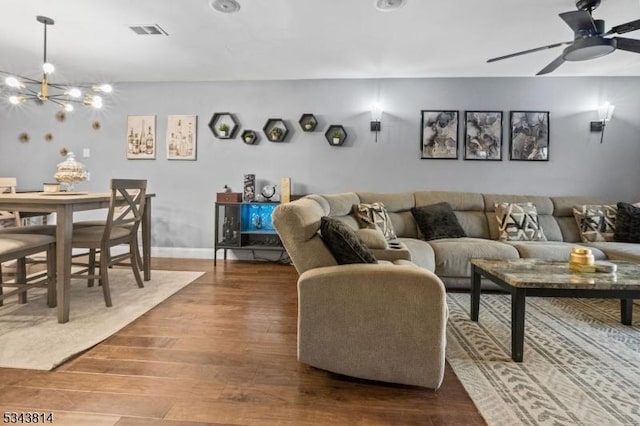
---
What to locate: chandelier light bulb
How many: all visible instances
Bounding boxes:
[63,103,74,112]
[90,95,103,108]
[5,76,23,88]
[93,84,113,93]
[9,95,25,104]
[66,88,82,98]
[42,62,55,74]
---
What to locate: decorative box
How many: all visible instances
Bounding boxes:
[216,192,242,203]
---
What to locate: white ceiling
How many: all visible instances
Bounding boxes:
[0,0,639,84]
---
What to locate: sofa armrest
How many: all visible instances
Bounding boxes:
[369,240,412,262]
[297,263,447,389]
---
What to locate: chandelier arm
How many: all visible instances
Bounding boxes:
[48,95,83,104]
[0,70,41,84]
[46,82,73,90]
[17,86,41,96]
[47,98,66,108]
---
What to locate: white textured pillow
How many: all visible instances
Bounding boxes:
[495,202,546,241]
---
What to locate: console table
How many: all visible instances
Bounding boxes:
[213,202,284,264]
[470,258,640,362]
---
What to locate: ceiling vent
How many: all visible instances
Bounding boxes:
[129,24,168,35]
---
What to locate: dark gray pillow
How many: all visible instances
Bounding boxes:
[320,217,377,264]
[614,202,640,243]
[411,202,466,241]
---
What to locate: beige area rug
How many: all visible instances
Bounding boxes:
[0,269,203,370]
[446,293,640,426]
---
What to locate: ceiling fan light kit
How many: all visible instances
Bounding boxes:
[1,16,112,111]
[487,0,640,75]
[210,0,240,14]
[375,0,407,12]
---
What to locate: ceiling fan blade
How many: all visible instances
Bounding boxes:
[536,55,566,75]
[487,42,571,63]
[613,37,640,53]
[606,19,640,35]
[559,10,597,33]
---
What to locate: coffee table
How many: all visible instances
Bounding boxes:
[470,258,640,362]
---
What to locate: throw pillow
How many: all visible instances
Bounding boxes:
[353,202,397,240]
[572,204,617,242]
[411,202,466,241]
[495,202,547,241]
[614,202,640,243]
[320,217,377,264]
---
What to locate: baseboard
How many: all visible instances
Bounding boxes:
[150,247,287,262]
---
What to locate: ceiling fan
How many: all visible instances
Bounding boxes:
[487,0,640,75]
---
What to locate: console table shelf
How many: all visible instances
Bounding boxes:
[214,201,284,263]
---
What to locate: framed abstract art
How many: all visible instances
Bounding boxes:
[509,111,549,161]
[464,111,503,160]
[420,110,458,159]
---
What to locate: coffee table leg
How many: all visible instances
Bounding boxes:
[471,265,481,321]
[621,299,633,325]
[512,289,526,362]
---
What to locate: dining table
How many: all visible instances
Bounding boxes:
[0,191,153,323]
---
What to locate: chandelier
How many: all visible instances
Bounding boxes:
[1,16,112,112]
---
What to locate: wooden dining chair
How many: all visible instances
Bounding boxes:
[0,233,56,307]
[70,179,147,307]
[0,177,56,283]
[0,178,20,228]
[72,189,144,273]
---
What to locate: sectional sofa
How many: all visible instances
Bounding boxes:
[304,190,640,289]
[272,190,639,389]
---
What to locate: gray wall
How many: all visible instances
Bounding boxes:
[1,77,639,257]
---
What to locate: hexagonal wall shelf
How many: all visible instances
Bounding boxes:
[298,113,317,132]
[209,112,239,139]
[263,118,289,142]
[241,130,258,145]
[325,124,347,146]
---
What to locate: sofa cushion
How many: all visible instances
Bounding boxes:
[355,228,388,249]
[396,237,436,271]
[495,202,546,241]
[428,237,519,277]
[614,202,640,243]
[354,202,397,240]
[505,241,607,261]
[411,202,466,241]
[415,191,489,238]
[573,204,617,242]
[583,241,640,263]
[320,217,377,264]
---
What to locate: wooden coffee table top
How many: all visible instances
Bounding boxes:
[471,258,640,290]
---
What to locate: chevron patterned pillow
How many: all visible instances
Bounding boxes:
[573,204,617,242]
[495,202,547,241]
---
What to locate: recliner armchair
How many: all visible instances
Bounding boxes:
[273,196,448,389]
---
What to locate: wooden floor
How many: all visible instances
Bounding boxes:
[0,259,485,425]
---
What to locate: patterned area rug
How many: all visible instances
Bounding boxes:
[446,293,640,426]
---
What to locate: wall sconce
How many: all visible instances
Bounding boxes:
[590,102,615,144]
[370,102,382,142]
